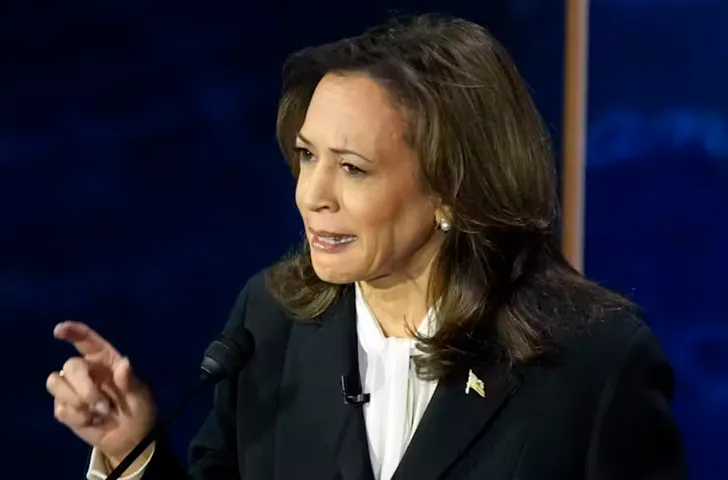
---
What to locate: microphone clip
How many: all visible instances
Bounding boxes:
[340,375,370,407]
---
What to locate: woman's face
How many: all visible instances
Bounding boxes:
[295,73,445,285]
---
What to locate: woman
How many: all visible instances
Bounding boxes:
[47,14,686,480]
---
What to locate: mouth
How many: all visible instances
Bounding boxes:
[309,229,358,250]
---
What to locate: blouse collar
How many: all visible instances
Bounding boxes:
[355,282,438,357]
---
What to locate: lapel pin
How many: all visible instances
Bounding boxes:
[465,369,486,398]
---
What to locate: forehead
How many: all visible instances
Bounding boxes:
[300,73,408,154]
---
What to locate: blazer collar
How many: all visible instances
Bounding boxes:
[306,284,375,480]
[288,285,521,480]
[392,362,521,480]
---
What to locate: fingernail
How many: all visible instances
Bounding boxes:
[92,401,110,416]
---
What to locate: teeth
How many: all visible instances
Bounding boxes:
[317,235,357,245]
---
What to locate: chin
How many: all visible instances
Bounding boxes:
[310,256,363,285]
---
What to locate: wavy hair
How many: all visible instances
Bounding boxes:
[265,14,633,380]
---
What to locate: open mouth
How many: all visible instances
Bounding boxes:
[310,230,358,251]
[314,234,358,245]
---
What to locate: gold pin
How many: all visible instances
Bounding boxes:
[465,369,486,398]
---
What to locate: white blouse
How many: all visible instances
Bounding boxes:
[355,283,439,480]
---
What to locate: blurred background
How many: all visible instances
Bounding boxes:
[2,1,726,478]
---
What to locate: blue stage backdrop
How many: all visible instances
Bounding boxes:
[1,1,725,478]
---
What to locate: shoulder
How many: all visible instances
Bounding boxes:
[222,268,293,353]
[539,313,685,476]
[512,310,678,446]
[555,309,669,373]
[541,309,675,404]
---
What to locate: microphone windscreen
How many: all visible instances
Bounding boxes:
[201,324,255,381]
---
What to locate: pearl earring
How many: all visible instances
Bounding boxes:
[438,218,452,232]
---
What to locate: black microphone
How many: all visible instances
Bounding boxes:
[340,375,370,407]
[106,325,255,480]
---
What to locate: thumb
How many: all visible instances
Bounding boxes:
[113,356,137,392]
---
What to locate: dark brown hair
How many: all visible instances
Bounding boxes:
[266,14,633,380]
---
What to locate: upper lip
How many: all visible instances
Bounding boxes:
[309,229,356,237]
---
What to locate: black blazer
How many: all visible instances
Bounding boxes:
[141,271,687,480]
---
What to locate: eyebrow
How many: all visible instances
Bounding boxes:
[296,132,373,163]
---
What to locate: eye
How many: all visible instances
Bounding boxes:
[294,147,315,163]
[342,162,366,177]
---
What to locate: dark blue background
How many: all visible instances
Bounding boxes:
[3,1,725,478]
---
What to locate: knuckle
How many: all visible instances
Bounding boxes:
[80,386,100,404]
[55,401,89,427]
[45,373,57,393]
[53,402,66,421]
[62,356,85,374]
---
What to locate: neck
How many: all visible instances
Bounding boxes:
[358,246,439,338]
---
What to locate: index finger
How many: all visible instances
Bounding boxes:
[54,321,120,357]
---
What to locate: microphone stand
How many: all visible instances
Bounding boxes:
[105,377,215,480]
[104,327,254,479]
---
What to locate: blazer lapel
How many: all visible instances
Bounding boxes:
[324,287,375,480]
[391,363,521,480]
[277,285,374,480]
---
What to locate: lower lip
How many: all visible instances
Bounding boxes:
[310,234,358,253]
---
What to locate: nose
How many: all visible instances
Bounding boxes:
[296,161,339,213]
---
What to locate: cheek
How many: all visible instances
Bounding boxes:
[346,187,433,245]
[294,181,303,210]
[294,173,309,211]
[345,189,399,232]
